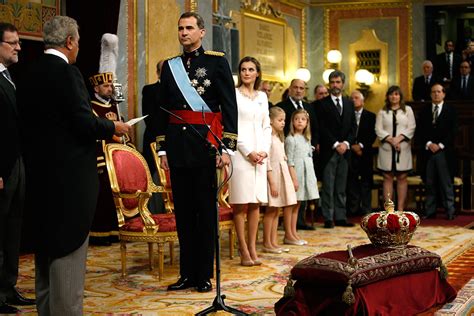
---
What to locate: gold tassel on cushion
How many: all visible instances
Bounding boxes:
[439,262,448,279]
[342,280,355,305]
[283,277,295,298]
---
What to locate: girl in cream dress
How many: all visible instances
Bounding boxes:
[229,56,271,266]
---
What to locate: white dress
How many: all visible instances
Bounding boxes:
[229,89,272,204]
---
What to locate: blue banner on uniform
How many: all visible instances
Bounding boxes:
[168,57,211,113]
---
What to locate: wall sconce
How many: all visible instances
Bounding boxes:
[327,50,342,66]
[295,67,311,82]
[354,69,374,98]
[322,69,335,84]
[323,49,342,83]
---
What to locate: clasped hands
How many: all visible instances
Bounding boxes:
[336,142,349,155]
[248,151,267,165]
[386,135,405,152]
[428,143,441,153]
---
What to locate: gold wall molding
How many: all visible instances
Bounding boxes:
[301,7,306,68]
[240,0,283,18]
[324,2,412,101]
[349,29,388,113]
[189,0,198,12]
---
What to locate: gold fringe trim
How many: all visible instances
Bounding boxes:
[342,280,355,305]
[204,50,225,57]
[283,276,295,298]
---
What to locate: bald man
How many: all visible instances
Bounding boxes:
[412,60,438,101]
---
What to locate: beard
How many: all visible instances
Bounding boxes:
[329,87,341,95]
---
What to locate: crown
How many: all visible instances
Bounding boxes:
[360,195,420,248]
[89,72,114,87]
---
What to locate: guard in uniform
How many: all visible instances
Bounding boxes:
[153,12,238,293]
[89,72,131,245]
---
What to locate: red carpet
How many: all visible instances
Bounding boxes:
[418,245,474,315]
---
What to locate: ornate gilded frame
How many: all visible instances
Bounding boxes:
[323,2,413,99]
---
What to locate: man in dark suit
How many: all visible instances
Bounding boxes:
[346,90,376,216]
[259,80,274,108]
[434,40,462,83]
[449,60,474,100]
[412,60,437,101]
[153,12,238,293]
[417,84,458,220]
[17,16,130,315]
[142,60,163,173]
[0,22,36,314]
[142,60,166,215]
[275,78,319,230]
[317,70,356,228]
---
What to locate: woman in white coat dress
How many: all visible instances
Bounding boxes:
[229,56,271,266]
[375,85,416,211]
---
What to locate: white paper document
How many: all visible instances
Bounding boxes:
[126,115,148,126]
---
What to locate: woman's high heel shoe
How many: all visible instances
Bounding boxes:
[283,238,305,246]
[252,258,262,266]
[240,259,255,266]
[262,247,282,254]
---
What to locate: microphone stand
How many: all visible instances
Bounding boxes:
[160,107,247,316]
[195,110,246,316]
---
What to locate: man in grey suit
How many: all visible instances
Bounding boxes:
[0,22,36,314]
[17,16,130,315]
[316,71,356,228]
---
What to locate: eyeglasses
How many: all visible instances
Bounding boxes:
[1,40,22,47]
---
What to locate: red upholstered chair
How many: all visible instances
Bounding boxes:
[150,142,235,259]
[104,143,178,280]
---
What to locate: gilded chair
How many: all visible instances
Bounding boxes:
[104,143,178,280]
[150,142,235,259]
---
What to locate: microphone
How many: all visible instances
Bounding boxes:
[200,108,234,187]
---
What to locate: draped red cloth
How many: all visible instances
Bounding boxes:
[275,269,456,315]
[169,110,222,148]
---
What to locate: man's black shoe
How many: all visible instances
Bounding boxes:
[0,303,19,314]
[334,220,355,227]
[422,214,436,220]
[196,279,212,293]
[297,224,315,231]
[5,288,35,305]
[323,221,334,228]
[167,277,195,291]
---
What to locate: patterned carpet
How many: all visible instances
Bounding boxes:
[13,222,474,315]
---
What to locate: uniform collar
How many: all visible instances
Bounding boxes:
[183,46,204,59]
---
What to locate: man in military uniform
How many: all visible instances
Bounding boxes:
[89,72,130,245]
[153,12,238,293]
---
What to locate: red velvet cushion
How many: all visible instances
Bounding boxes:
[112,150,148,209]
[218,207,233,221]
[291,244,442,287]
[120,213,176,233]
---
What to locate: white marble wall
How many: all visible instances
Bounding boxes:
[307,7,325,95]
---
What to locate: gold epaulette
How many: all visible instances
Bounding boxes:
[204,50,225,57]
[166,53,182,60]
